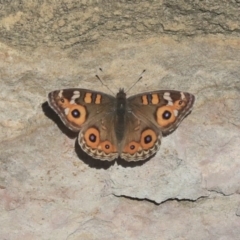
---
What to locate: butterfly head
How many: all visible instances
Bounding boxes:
[116,88,127,99]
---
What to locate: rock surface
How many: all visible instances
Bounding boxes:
[0,1,240,240]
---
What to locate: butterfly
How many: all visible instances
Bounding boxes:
[48,88,195,161]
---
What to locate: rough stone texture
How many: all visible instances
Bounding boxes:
[0,0,240,50]
[0,1,240,240]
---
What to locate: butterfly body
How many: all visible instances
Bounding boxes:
[114,89,128,142]
[48,88,195,162]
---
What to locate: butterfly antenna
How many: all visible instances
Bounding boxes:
[95,73,115,95]
[126,69,146,93]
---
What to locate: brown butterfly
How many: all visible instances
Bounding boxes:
[48,88,195,161]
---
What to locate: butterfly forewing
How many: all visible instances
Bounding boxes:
[127,90,195,135]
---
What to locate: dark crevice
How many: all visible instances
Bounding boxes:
[113,194,209,205]
[207,189,235,197]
